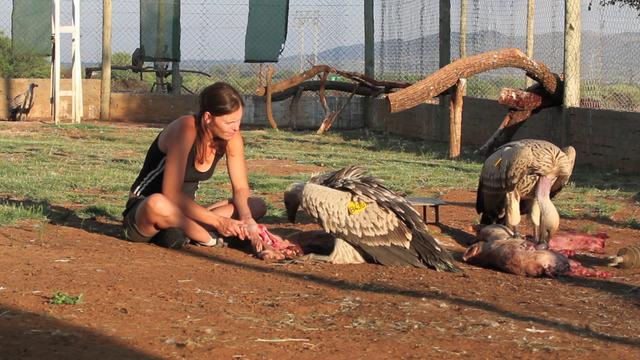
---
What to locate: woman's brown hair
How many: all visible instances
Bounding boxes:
[195,82,244,164]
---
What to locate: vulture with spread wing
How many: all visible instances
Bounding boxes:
[476,139,575,244]
[9,83,38,121]
[284,166,459,272]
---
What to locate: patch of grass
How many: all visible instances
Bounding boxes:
[0,124,638,227]
[624,218,640,230]
[579,223,596,233]
[49,291,83,305]
[0,202,47,226]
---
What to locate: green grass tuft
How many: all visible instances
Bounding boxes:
[49,291,83,305]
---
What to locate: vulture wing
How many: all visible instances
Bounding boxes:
[550,146,576,198]
[476,141,532,221]
[9,91,27,112]
[304,166,458,271]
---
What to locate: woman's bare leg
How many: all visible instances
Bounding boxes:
[134,193,211,243]
[207,196,267,221]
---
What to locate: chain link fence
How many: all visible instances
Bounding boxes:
[0,0,638,112]
[376,0,640,112]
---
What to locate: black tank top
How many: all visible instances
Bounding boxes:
[129,132,223,200]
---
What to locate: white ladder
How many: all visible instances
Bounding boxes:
[50,0,83,124]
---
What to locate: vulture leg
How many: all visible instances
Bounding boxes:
[505,191,522,238]
[536,176,560,245]
[296,238,366,264]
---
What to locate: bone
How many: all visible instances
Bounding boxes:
[608,244,640,269]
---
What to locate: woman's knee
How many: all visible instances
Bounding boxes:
[248,196,267,220]
[140,194,178,220]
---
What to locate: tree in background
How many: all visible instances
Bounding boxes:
[592,0,640,12]
[0,32,49,79]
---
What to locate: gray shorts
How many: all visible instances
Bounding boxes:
[122,196,153,243]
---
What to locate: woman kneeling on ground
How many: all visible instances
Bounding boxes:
[122,82,266,250]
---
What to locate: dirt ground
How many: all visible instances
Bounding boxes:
[1,162,640,359]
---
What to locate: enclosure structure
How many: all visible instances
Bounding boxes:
[1,0,639,169]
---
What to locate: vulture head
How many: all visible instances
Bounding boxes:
[284,182,305,223]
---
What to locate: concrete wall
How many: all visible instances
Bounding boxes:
[369,97,640,173]
[2,78,638,172]
[0,78,102,120]
[0,78,366,127]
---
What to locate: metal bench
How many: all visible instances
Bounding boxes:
[406,197,447,224]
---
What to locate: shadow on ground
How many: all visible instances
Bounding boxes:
[0,197,123,239]
[181,247,640,348]
[0,306,161,360]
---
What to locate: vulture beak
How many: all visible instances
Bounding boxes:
[284,182,304,223]
[284,191,299,223]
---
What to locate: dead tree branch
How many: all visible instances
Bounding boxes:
[387,48,559,113]
[477,82,564,155]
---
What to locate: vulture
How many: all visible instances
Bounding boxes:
[131,46,145,80]
[8,83,38,121]
[476,139,576,244]
[284,165,459,272]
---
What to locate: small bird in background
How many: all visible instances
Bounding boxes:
[8,83,38,121]
[131,46,145,79]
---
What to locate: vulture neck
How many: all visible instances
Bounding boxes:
[536,176,559,244]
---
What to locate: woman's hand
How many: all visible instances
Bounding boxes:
[216,217,247,240]
[241,220,264,253]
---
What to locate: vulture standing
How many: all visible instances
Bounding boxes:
[476,139,576,244]
[131,46,145,79]
[284,166,459,272]
[8,83,38,121]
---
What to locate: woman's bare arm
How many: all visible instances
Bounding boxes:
[226,132,254,222]
[159,116,245,238]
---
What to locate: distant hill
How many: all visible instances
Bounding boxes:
[280,30,639,81]
[178,29,639,82]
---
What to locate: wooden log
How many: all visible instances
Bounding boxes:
[256,65,334,96]
[317,85,358,134]
[477,110,532,155]
[387,48,558,113]
[449,78,466,159]
[265,65,278,130]
[477,82,564,155]
[269,81,380,102]
[498,88,543,110]
[256,66,411,97]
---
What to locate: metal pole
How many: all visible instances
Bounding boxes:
[101,0,112,120]
[364,0,374,129]
[439,0,451,138]
[72,0,83,123]
[564,0,581,108]
[459,0,467,59]
[364,0,374,78]
[53,0,61,124]
[525,0,535,88]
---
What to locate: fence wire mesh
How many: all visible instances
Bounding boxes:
[0,0,638,112]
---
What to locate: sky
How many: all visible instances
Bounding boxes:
[0,0,638,64]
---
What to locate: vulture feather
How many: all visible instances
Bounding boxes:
[476,139,575,244]
[284,165,459,272]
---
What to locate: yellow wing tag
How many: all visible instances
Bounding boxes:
[494,157,502,167]
[347,201,367,215]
